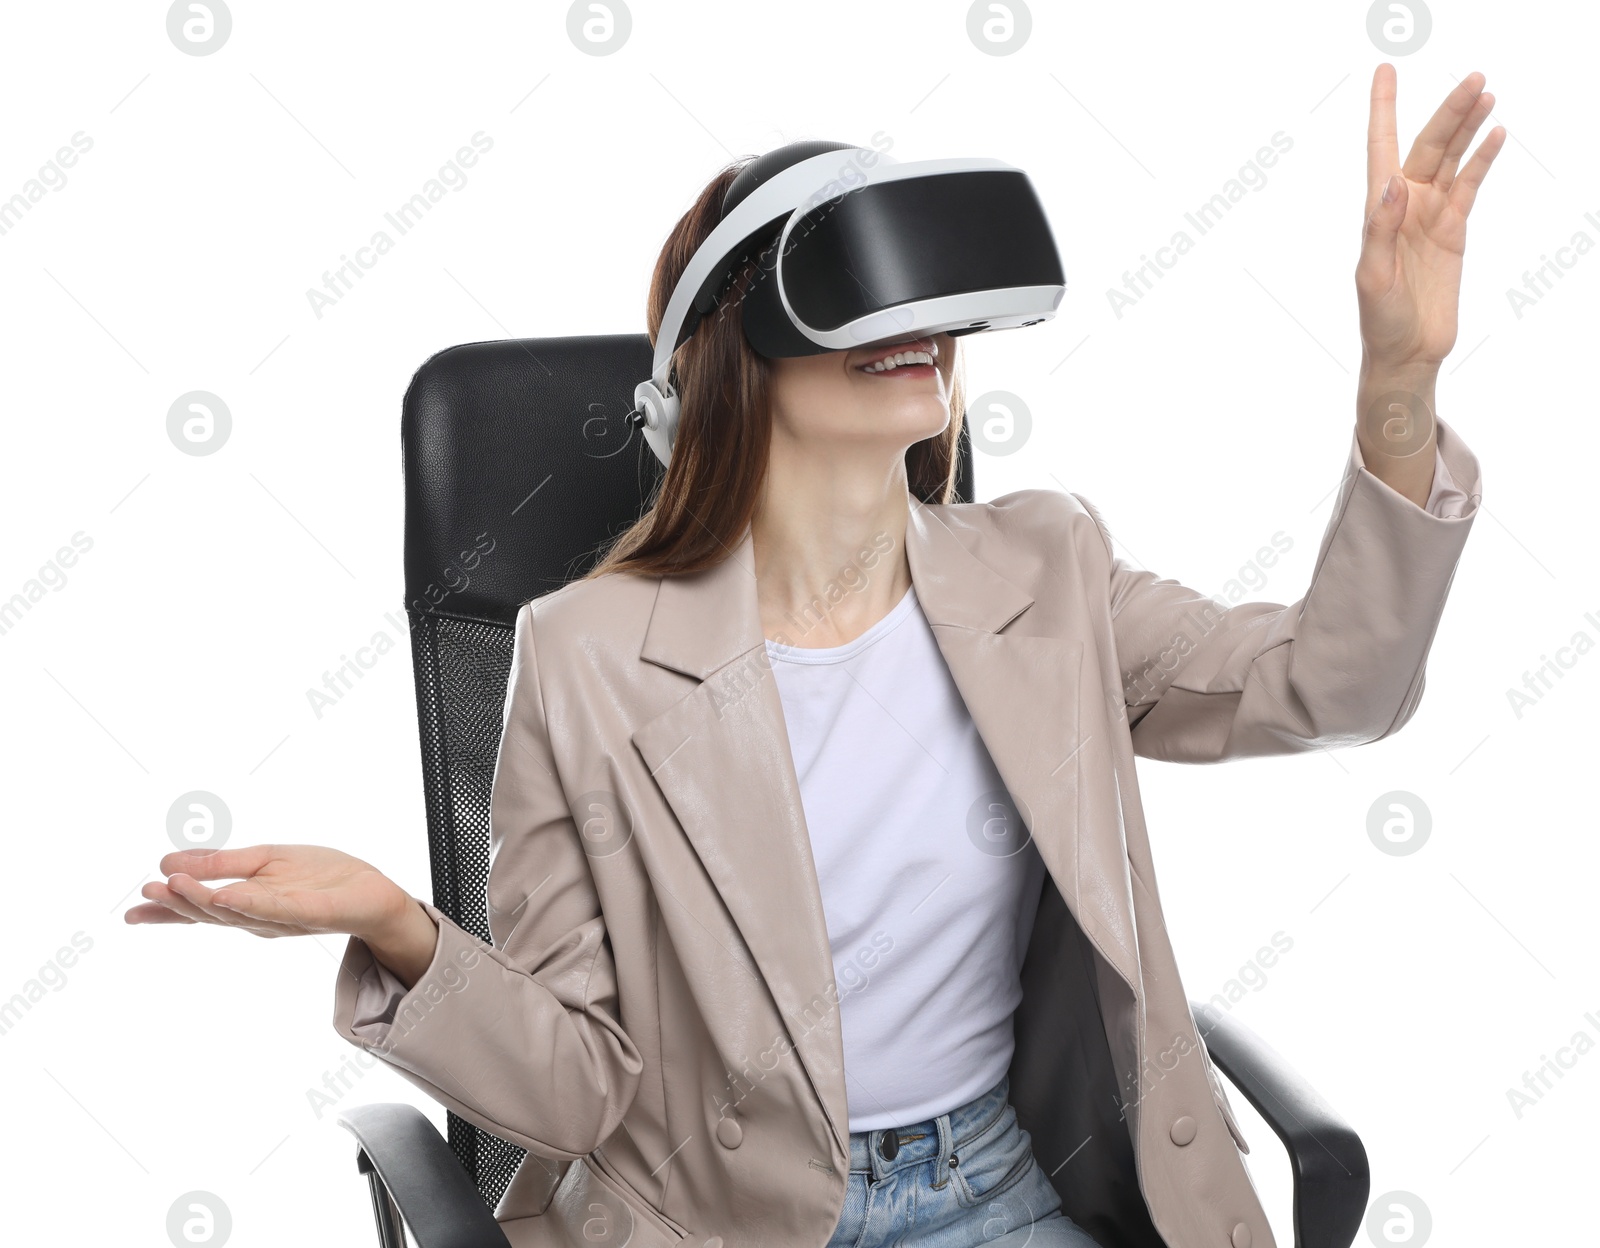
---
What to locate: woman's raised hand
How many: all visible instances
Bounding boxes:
[126,844,413,943]
[1350,63,1504,507]
[1355,63,1505,369]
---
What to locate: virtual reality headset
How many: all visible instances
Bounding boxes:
[630,139,1067,467]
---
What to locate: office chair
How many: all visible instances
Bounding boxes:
[336,335,1371,1248]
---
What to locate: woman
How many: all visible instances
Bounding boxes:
[129,64,1497,1248]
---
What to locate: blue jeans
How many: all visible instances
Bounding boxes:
[826,1073,1103,1247]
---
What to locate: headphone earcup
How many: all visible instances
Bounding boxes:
[633,378,680,468]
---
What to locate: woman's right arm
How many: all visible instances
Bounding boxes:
[344,601,644,1158]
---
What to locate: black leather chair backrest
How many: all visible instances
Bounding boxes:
[399,333,972,1207]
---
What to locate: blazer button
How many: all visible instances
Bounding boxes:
[703,1239,723,1248]
[716,1116,743,1149]
[1169,1115,1197,1146]
[1231,1222,1252,1248]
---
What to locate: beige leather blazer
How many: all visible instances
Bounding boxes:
[333,417,1481,1248]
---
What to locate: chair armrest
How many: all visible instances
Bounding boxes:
[1189,1001,1369,1248]
[336,1102,512,1248]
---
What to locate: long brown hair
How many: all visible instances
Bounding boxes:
[583,155,967,582]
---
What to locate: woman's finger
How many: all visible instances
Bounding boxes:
[1434,90,1495,192]
[1401,71,1487,186]
[165,874,304,937]
[1447,125,1507,220]
[162,879,304,938]
[1356,173,1408,301]
[124,901,197,925]
[159,844,275,882]
[1365,64,1399,219]
[142,878,232,926]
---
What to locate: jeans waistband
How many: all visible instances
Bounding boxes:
[846,1073,1011,1180]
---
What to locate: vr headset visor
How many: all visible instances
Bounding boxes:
[633,142,1066,466]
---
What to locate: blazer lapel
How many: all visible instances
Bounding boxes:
[630,527,853,1155]
[904,500,1141,993]
[629,497,1140,1158]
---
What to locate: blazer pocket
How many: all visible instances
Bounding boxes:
[584,1146,689,1243]
[493,1153,570,1220]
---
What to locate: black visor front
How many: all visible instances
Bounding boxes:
[740,169,1064,357]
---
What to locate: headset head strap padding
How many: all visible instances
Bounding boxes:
[721,139,859,218]
[685,140,861,322]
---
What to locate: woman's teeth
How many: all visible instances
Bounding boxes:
[860,350,935,373]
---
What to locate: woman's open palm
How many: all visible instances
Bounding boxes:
[125,844,407,941]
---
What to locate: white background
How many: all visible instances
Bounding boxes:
[1,1,1592,1245]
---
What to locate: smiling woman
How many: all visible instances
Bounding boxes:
[129,62,1501,1248]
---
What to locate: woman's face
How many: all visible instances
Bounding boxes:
[764,331,957,466]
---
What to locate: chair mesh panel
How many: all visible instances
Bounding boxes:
[408,610,528,1211]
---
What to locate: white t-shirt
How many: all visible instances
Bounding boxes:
[764,584,1047,1131]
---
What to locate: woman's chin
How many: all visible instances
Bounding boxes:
[870,404,951,449]
[893,398,953,438]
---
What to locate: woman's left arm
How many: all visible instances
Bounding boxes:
[1352,63,1504,507]
[1078,410,1483,762]
[1076,65,1503,761]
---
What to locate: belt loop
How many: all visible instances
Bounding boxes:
[932,1112,954,1190]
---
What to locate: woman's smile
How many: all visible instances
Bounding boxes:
[855,337,940,378]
